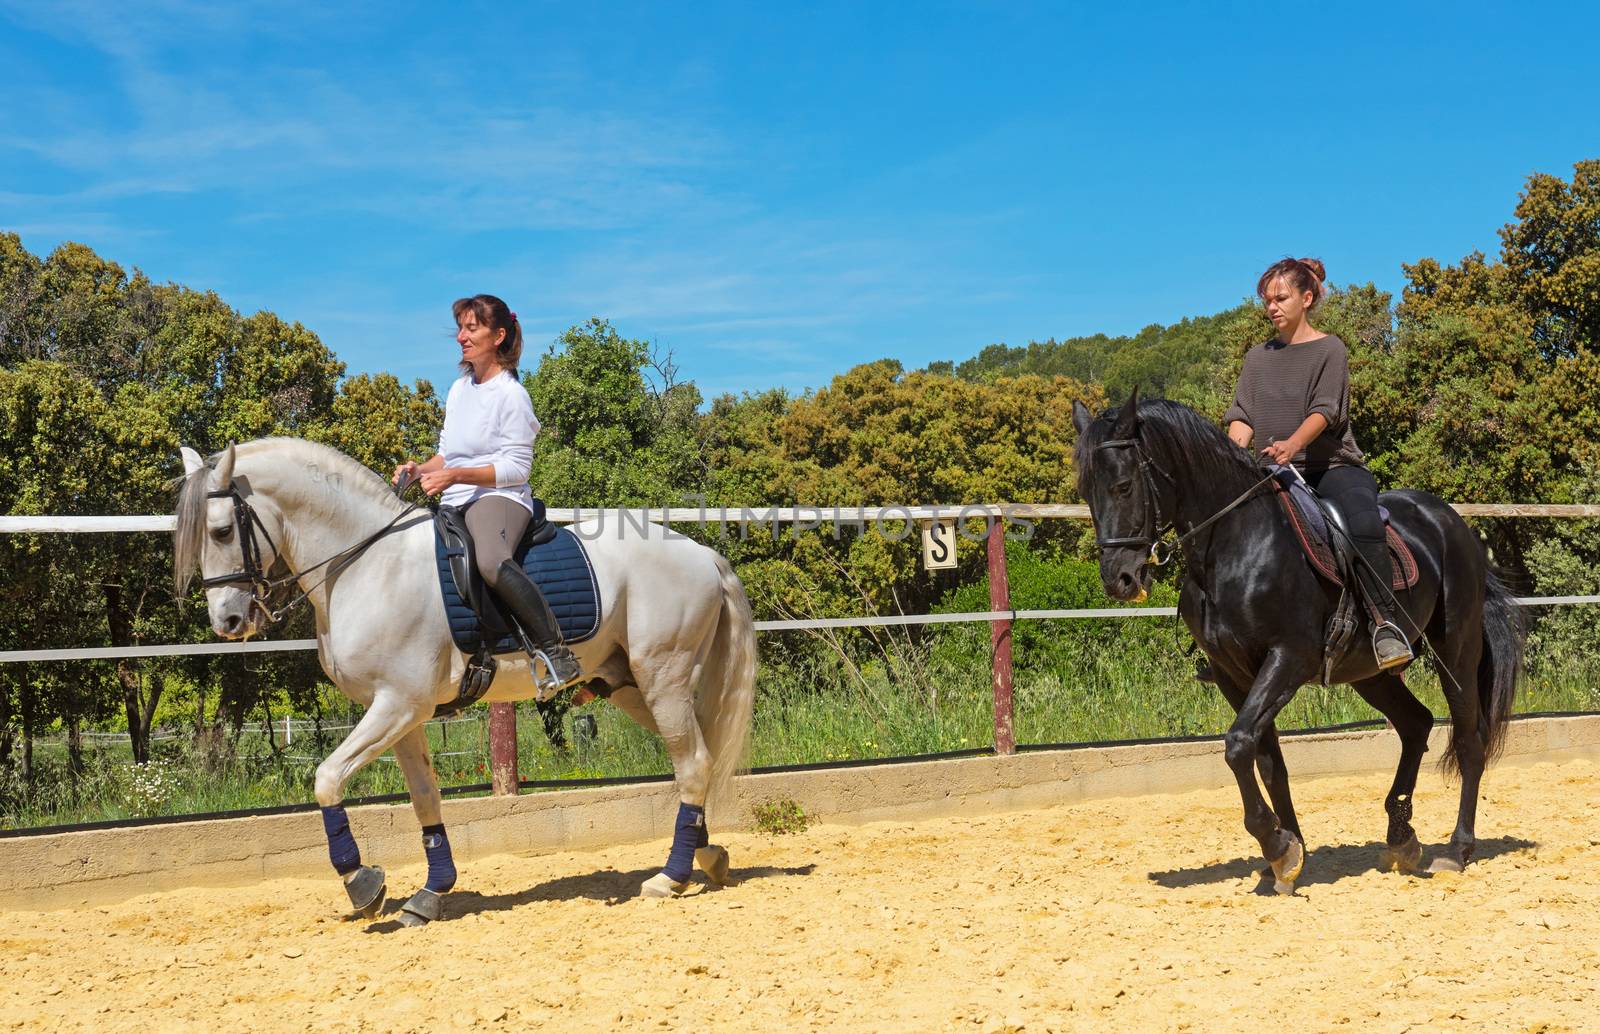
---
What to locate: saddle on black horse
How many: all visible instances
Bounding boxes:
[1268,466,1419,682]
[431,501,602,716]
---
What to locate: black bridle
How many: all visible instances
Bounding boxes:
[1092,436,1179,561]
[200,482,422,626]
[1092,434,1277,569]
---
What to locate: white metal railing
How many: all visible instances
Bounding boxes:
[2,505,1597,665]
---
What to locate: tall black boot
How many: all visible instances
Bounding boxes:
[1353,537,1412,671]
[494,560,585,695]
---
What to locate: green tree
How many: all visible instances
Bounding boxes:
[524,318,705,506]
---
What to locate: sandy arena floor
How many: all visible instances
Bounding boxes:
[4,757,1599,1033]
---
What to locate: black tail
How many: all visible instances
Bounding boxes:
[1450,565,1524,772]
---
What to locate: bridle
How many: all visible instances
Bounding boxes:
[1091,433,1276,569]
[200,481,422,626]
[1091,436,1181,564]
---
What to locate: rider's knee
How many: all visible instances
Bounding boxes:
[475,552,505,588]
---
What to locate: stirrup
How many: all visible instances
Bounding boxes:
[1372,621,1413,671]
[530,647,585,701]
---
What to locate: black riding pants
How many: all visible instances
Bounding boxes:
[1304,464,1393,610]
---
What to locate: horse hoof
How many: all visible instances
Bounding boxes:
[1379,833,1424,874]
[397,888,443,927]
[640,872,689,899]
[695,845,731,886]
[343,865,386,919]
[1426,855,1464,874]
[1270,836,1304,896]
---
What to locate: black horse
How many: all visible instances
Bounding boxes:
[1072,388,1524,893]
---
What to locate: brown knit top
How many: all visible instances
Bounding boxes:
[1222,334,1365,470]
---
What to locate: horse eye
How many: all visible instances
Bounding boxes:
[1113,480,1134,498]
[210,524,234,542]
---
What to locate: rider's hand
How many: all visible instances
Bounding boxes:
[1260,440,1297,465]
[419,468,456,496]
[392,460,420,486]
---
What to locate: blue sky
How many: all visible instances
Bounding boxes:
[2,1,1596,399]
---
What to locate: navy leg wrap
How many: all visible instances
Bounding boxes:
[664,803,706,883]
[421,823,457,893]
[320,804,361,876]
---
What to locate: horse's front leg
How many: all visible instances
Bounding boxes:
[1213,668,1303,847]
[389,725,456,926]
[313,693,431,918]
[1224,651,1316,894]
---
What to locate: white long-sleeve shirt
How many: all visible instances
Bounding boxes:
[436,370,540,513]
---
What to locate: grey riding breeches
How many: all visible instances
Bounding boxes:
[462,496,531,589]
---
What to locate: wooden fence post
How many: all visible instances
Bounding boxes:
[489,702,518,795]
[987,516,1016,755]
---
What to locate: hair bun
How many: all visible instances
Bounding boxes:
[1298,257,1327,283]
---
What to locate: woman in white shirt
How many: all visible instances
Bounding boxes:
[393,294,582,691]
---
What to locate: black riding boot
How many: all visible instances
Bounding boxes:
[494,560,585,695]
[1353,537,1412,671]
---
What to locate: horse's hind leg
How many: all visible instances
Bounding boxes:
[1350,673,1433,874]
[313,693,431,917]
[611,674,726,898]
[1427,622,1487,872]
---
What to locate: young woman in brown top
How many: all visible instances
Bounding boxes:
[1222,257,1412,670]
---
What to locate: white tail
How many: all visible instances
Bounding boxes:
[695,553,757,806]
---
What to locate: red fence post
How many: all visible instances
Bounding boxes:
[987,515,1016,755]
[489,702,518,795]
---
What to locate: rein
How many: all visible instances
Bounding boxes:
[1093,436,1276,569]
[201,482,425,625]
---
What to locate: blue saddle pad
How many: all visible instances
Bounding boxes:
[434,524,601,655]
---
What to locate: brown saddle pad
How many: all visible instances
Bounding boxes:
[1272,482,1419,590]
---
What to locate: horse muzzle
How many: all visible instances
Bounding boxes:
[1103,565,1152,603]
[208,589,263,640]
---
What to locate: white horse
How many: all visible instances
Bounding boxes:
[173,438,756,924]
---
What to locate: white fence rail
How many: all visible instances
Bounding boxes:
[2,505,1597,666]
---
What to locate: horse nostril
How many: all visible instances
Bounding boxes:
[223,615,242,634]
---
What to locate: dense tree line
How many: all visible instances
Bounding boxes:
[1,159,1596,796]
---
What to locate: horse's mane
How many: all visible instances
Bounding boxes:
[171,438,404,592]
[1076,397,1261,502]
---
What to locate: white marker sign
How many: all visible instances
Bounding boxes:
[922,519,958,571]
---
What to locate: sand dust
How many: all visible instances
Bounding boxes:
[4,757,1598,1033]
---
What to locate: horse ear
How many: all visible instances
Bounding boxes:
[180,446,205,476]
[1072,400,1093,437]
[1111,384,1141,438]
[213,443,237,487]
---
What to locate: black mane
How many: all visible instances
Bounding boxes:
[1076,397,1259,504]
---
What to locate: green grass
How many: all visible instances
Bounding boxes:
[750,797,811,835]
[4,619,1596,831]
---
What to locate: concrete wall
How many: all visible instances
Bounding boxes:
[4,715,1597,911]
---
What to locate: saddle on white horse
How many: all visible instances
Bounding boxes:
[432,502,602,715]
